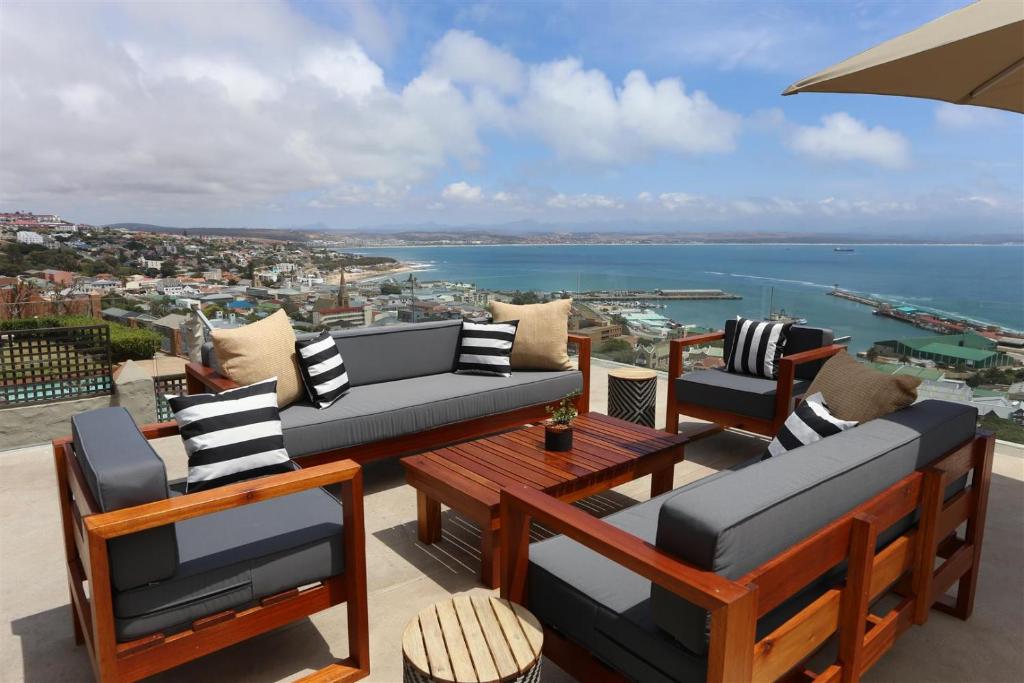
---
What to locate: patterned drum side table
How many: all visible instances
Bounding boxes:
[402,595,543,683]
[607,367,658,428]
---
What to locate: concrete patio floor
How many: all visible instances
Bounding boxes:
[2,360,1022,682]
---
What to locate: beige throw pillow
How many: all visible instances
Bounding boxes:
[211,309,304,407]
[807,352,921,422]
[489,299,572,371]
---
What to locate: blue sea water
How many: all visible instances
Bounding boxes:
[356,244,1024,352]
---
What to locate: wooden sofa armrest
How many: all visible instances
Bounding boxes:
[185,361,240,395]
[567,334,592,414]
[668,331,726,380]
[499,485,757,681]
[774,344,847,417]
[84,458,362,540]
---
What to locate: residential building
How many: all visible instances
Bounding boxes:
[16,231,44,245]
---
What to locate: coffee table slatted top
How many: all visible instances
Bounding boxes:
[404,413,712,508]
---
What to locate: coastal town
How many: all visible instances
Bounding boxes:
[3,209,1024,438]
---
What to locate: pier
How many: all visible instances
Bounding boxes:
[827,287,1021,339]
[574,288,741,301]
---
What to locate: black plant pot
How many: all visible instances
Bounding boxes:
[545,425,573,452]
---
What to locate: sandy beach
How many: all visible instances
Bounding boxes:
[325,262,422,285]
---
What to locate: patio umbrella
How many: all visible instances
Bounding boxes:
[783,0,1024,114]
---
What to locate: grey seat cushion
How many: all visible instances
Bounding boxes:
[71,407,178,592]
[528,473,838,683]
[675,368,810,421]
[113,486,344,641]
[281,370,582,458]
[652,399,977,654]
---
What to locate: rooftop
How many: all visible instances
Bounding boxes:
[1,360,1022,682]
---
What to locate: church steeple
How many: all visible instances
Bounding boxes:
[338,267,350,308]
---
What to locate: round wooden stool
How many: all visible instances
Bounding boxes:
[402,595,543,683]
[607,367,658,428]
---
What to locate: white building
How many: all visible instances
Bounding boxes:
[16,231,44,245]
[139,257,164,270]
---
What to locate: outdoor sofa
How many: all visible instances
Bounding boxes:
[185,319,592,466]
[52,407,370,683]
[667,322,844,437]
[501,399,993,682]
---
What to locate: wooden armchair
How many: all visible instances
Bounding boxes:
[53,417,370,683]
[666,327,845,437]
[501,430,994,682]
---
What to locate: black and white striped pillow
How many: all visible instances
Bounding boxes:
[764,392,857,459]
[726,317,791,379]
[456,320,518,377]
[295,332,350,409]
[168,378,292,492]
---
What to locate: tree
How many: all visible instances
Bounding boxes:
[160,260,177,278]
[865,346,881,362]
[610,313,628,329]
[600,338,632,354]
[2,279,38,318]
[380,282,402,295]
[511,290,543,305]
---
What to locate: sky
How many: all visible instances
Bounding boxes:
[1,0,1022,237]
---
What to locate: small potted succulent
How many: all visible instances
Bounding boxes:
[544,391,580,452]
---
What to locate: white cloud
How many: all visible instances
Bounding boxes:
[520,59,740,163]
[3,2,744,216]
[934,103,1010,129]
[302,44,385,100]
[426,30,523,94]
[788,112,909,168]
[442,181,483,202]
[546,193,623,209]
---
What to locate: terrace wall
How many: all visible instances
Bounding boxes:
[0,360,157,449]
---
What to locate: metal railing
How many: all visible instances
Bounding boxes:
[153,373,187,422]
[0,324,113,406]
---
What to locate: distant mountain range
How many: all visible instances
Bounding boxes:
[104,221,1023,245]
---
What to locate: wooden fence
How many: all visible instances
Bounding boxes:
[0,324,113,406]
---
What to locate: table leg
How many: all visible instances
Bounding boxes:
[650,465,675,496]
[481,526,501,589]
[417,490,442,545]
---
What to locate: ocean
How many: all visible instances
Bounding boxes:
[355,244,1024,352]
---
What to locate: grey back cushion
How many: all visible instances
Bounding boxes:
[651,399,977,655]
[296,320,462,387]
[724,320,834,380]
[206,320,463,388]
[72,407,179,592]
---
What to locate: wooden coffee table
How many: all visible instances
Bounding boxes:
[401,413,720,587]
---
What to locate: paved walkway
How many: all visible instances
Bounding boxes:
[1,360,1021,682]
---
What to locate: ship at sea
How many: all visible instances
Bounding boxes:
[834,247,856,253]
[764,288,807,325]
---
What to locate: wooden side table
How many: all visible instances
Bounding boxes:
[607,367,658,427]
[402,595,543,683]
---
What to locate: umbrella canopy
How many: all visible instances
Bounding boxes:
[784,0,1024,113]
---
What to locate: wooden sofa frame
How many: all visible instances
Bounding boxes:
[666,330,846,437]
[501,431,994,683]
[53,421,370,683]
[184,334,592,468]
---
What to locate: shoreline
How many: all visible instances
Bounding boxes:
[326,262,428,285]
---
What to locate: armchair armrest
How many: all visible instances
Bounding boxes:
[85,459,362,540]
[567,334,592,414]
[668,331,726,380]
[185,361,240,395]
[775,344,846,416]
[499,486,757,682]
